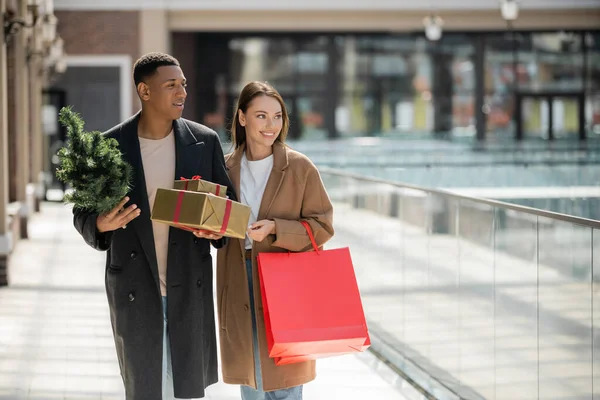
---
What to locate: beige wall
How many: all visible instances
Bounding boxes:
[73,6,600,126]
[168,9,600,31]
[14,0,29,205]
[52,0,600,11]
[140,9,170,56]
[0,0,7,239]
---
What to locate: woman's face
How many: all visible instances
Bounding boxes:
[238,95,283,150]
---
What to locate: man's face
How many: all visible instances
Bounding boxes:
[139,65,187,120]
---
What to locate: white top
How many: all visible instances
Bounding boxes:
[240,152,274,249]
[139,131,175,297]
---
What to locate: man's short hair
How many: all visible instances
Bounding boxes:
[133,52,180,86]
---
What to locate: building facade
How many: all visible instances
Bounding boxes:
[1,0,599,284]
[50,0,600,143]
[0,0,65,284]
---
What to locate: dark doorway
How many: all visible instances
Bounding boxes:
[515,92,585,140]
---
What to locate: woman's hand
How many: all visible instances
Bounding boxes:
[247,220,276,243]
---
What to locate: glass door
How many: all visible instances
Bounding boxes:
[521,96,550,139]
[552,96,582,139]
[516,93,585,140]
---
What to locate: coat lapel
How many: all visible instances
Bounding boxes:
[173,118,203,180]
[257,141,288,221]
[118,116,202,295]
[118,112,160,293]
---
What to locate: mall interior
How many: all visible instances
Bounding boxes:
[0,0,599,399]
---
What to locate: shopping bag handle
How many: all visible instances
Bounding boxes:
[300,220,320,254]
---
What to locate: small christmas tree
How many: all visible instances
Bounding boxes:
[56,106,133,214]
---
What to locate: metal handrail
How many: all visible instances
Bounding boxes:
[319,167,600,229]
[316,160,600,168]
[289,142,600,154]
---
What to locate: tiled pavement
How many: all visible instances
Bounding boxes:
[0,203,415,400]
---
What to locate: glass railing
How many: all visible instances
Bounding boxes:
[314,164,600,219]
[289,137,600,168]
[319,168,600,400]
[334,164,600,189]
[288,139,600,219]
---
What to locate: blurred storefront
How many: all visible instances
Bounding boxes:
[173,31,600,142]
[50,0,599,142]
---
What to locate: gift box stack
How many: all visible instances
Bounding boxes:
[151,176,250,239]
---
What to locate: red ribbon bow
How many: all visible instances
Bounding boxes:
[179,175,222,197]
[180,175,201,190]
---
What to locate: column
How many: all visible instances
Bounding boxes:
[140,9,169,55]
[0,0,10,285]
[474,35,486,142]
[432,50,454,137]
[14,0,30,238]
[325,36,339,139]
[29,47,43,212]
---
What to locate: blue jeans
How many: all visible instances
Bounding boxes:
[240,258,303,400]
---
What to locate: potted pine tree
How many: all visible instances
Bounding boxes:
[56,107,133,214]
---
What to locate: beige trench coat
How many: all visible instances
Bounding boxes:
[216,141,334,391]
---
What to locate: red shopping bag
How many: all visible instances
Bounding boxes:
[257,221,370,366]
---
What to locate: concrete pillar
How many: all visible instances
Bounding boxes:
[36,67,44,208]
[29,48,43,213]
[0,0,11,285]
[140,9,169,55]
[14,0,30,238]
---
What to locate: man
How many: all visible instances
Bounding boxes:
[73,52,234,399]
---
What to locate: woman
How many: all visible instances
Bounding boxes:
[216,81,334,400]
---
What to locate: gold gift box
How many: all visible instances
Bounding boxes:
[151,188,250,239]
[173,177,227,198]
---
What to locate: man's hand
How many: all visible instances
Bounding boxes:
[247,220,275,243]
[96,197,141,233]
[192,230,224,241]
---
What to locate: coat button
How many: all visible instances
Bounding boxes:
[128,293,135,302]
[193,238,198,244]
[130,251,137,259]
[197,279,202,287]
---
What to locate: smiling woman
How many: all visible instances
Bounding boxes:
[238,96,284,160]
[230,81,289,158]
[216,81,334,400]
